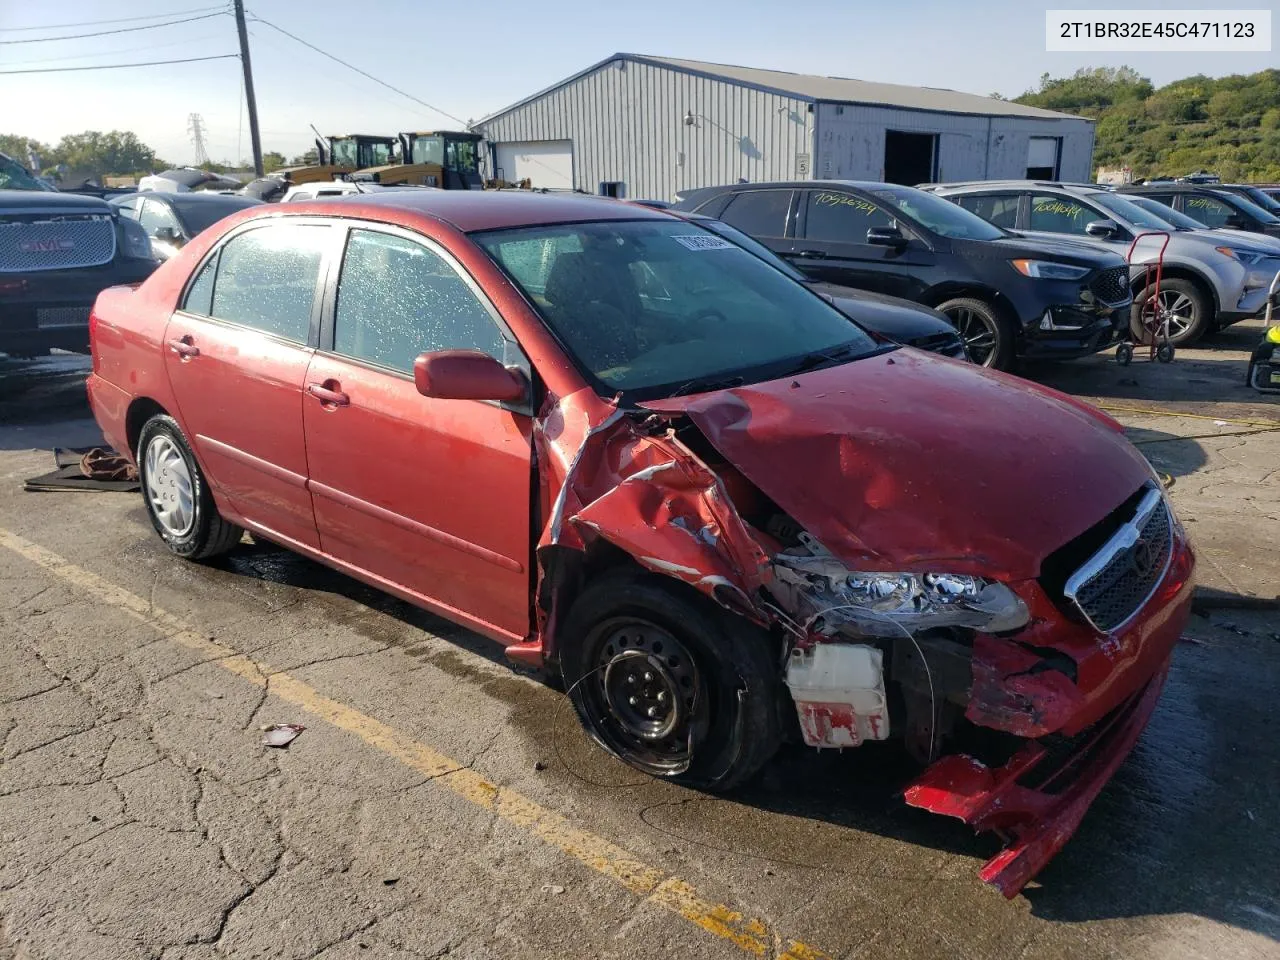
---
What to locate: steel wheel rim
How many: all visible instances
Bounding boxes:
[580,617,702,772]
[1156,290,1195,337]
[144,435,195,537]
[945,307,998,366]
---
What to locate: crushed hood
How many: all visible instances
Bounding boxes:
[644,349,1152,581]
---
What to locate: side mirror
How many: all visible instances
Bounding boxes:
[1225,217,1247,230]
[413,349,527,403]
[867,226,907,248]
[154,226,184,245]
[1085,219,1119,239]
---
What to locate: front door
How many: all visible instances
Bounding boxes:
[792,189,933,300]
[163,220,334,549]
[303,225,534,641]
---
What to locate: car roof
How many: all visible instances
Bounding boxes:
[302,190,673,232]
[928,180,1105,193]
[1118,183,1223,193]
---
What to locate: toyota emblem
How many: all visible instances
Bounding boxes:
[1130,537,1156,577]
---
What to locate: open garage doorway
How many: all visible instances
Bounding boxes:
[883,131,937,185]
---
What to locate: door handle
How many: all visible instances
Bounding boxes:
[796,249,827,259]
[167,336,199,358]
[307,382,349,407]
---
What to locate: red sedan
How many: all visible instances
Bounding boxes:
[87,192,1194,896]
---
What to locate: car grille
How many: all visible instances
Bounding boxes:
[36,306,91,329]
[1090,266,1131,307]
[0,215,116,273]
[1064,486,1172,633]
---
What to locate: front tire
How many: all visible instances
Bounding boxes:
[936,297,1015,370]
[558,570,782,792]
[137,414,243,560]
[1131,277,1209,346]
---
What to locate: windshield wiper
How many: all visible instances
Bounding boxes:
[780,342,865,376]
[671,374,746,397]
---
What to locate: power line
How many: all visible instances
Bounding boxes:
[246,13,468,127]
[0,11,227,45]
[3,32,230,67]
[0,54,239,76]
[0,5,226,32]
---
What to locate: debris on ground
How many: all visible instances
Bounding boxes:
[23,447,139,493]
[260,723,306,748]
[540,884,566,895]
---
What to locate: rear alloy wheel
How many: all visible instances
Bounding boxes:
[936,297,1014,370]
[1130,278,1208,346]
[138,414,244,560]
[559,570,781,791]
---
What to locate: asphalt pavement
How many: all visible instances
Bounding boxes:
[0,326,1277,960]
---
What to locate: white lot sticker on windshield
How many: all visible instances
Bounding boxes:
[672,234,735,251]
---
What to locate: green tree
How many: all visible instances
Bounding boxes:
[263,151,287,173]
[50,130,160,178]
[1011,67,1280,180]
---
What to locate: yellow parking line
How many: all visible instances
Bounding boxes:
[0,528,830,960]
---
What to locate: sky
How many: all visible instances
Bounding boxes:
[1,0,1275,166]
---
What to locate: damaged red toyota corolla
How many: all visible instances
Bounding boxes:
[86,193,1194,896]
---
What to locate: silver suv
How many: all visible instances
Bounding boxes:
[923,180,1280,345]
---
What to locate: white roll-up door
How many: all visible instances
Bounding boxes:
[493,140,574,189]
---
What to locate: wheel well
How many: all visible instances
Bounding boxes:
[125,398,168,458]
[1132,267,1219,316]
[921,286,1019,326]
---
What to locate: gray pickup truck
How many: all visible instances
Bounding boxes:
[1,153,157,356]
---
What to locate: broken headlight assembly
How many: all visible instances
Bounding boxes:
[771,551,1030,640]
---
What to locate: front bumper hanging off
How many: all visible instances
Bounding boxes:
[904,658,1170,897]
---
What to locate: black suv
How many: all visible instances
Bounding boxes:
[672,181,1131,369]
[1116,183,1280,238]
[0,154,158,356]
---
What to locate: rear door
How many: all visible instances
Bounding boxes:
[793,188,934,299]
[715,189,797,260]
[163,219,335,549]
[302,225,534,641]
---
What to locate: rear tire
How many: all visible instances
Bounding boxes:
[1131,277,1209,346]
[936,297,1015,370]
[137,414,243,560]
[558,570,782,792]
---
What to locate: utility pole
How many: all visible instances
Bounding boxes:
[233,0,264,177]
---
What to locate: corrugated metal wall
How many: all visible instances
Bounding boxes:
[476,59,812,201]
[477,59,1096,197]
[814,104,1095,182]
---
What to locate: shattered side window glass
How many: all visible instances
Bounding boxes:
[334,229,506,374]
[209,224,327,342]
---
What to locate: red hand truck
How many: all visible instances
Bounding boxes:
[1117,231,1173,366]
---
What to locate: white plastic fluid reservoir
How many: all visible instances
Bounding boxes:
[784,644,890,749]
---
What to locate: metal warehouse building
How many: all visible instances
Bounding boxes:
[475,54,1095,200]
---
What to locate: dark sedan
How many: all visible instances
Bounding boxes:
[109,192,263,260]
[1116,184,1280,238]
[681,214,967,360]
[672,181,1131,370]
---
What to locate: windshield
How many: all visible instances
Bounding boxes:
[329,138,357,167]
[1236,186,1280,214]
[0,153,50,191]
[869,185,1006,241]
[411,136,444,165]
[1122,194,1206,230]
[171,196,260,235]
[474,219,879,398]
[1091,191,1179,230]
[1212,189,1280,225]
[694,217,808,282]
